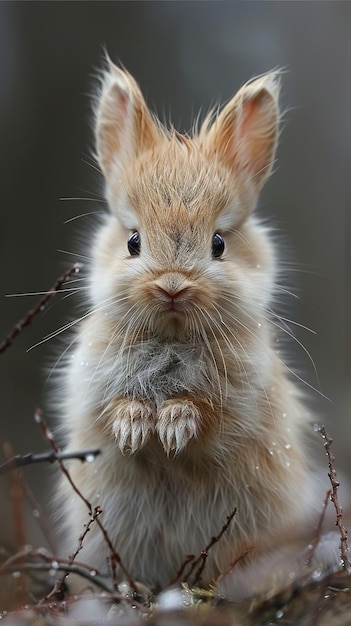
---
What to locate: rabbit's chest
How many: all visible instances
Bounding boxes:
[115,341,206,401]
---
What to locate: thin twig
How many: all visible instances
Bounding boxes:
[315,424,351,574]
[0,549,150,613]
[0,548,95,576]
[0,447,101,476]
[35,409,92,513]
[181,509,237,586]
[35,408,137,592]
[2,442,28,607]
[1,561,113,595]
[68,507,103,571]
[2,443,27,552]
[41,507,103,602]
[305,489,332,568]
[215,545,252,585]
[12,458,57,554]
[166,554,196,587]
[0,263,82,355]
[191,509,237,586]
[2,568,150,615]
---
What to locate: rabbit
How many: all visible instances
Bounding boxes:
[55,61,338,600]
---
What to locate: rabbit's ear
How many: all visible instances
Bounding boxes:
[204,72,280,193]
[95,60,158,179]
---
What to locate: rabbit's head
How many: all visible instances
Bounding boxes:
[91,62,281,344]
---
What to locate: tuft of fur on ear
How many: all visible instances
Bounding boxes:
[95,58,159,180]
[203,72,281,193]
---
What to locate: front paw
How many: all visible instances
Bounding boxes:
[157,400,200,455]
[112,399,155,454]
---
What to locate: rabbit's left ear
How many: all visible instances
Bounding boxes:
[95,60,158,181]
[204,72,280,193]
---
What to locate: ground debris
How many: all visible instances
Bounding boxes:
[1,569,351,626]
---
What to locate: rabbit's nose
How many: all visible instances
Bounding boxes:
[154,272,191,293]
[153,273,193,311]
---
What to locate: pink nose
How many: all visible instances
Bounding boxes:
[156,285,190,310]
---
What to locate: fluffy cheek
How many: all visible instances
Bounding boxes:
[218,222,276,320]
[89,216,139,313]
[206,261,272,336]
[89,262,126,314]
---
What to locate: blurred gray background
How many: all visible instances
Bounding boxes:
[0,2,349,550]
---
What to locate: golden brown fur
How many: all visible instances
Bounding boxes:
[56,62,337,599]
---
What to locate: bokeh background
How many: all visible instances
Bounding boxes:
[0,2,349,551]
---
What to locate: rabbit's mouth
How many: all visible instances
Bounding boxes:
[153,303,192,339]
[159,288,190,313]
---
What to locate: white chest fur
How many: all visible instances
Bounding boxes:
[69,329,208,414]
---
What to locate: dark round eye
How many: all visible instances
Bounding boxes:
[212,233,225,258]
[128,231,140,256]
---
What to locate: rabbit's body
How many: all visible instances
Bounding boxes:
[57,64,330,596]
[63,310,308,588]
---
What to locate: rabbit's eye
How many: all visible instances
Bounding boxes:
[212,233,225,258]
[128,231,141,256]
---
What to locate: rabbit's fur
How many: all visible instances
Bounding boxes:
[56,63,334,598]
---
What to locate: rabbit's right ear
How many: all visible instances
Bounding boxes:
[203,72,280,194]
[95,61,158,180]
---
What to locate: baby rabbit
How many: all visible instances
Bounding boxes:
[56,61,333,599]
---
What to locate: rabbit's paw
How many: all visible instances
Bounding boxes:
[157,400,200,455]
[112,399,155,454]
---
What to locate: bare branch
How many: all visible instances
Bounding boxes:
[1,560,113,595]
[0,547,93,575]
[0,263,82,355]
[35,408,92,514]
[189,509,237,586]
[35,408,137,592]
[2,442,29,607]
[215,545,252,585]
[315,423,351,574]
[172,509,237,587]
[0,447,101,476]
[41,507,103,602]
[0,549,150,613]
[166,554,196,587]
[305,489,332,568]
